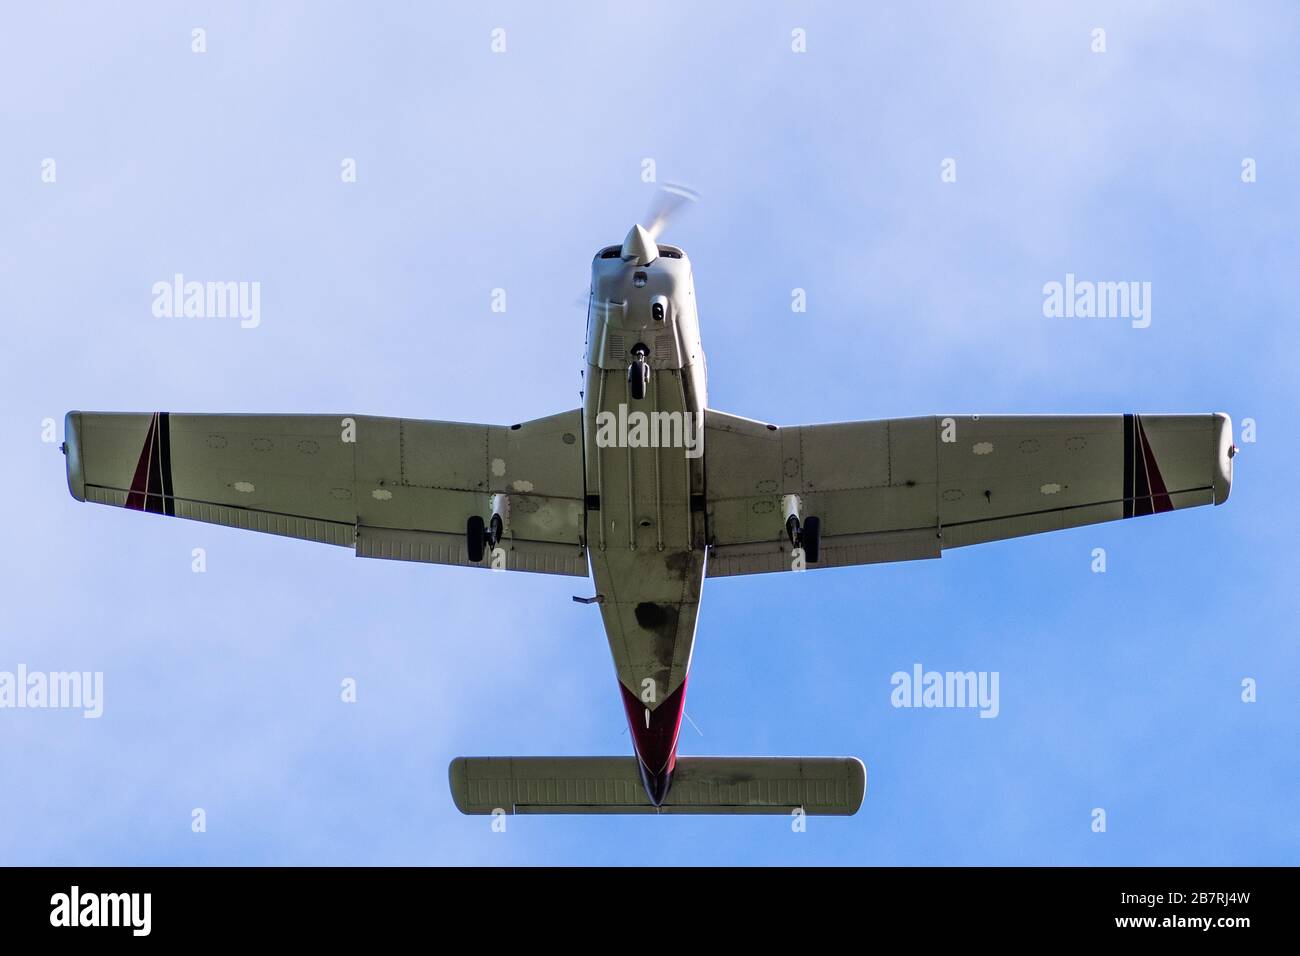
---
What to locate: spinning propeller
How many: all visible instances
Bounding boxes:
[620,183,699,266]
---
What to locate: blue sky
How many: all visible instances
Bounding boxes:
[1,2,1296,864]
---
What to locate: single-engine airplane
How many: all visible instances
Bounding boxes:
[63,187,1235,815]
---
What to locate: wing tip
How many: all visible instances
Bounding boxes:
[447,757,479,815]
[63,411,85,502]
[448,758,466,813]
[845,755,868,815]
[1212,412,1233,506]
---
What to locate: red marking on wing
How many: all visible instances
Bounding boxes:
[1136,416,1174,514]
[124,414,158,511]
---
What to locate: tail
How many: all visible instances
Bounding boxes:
[449,755,865,815]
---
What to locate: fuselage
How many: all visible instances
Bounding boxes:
[583,240,707,805]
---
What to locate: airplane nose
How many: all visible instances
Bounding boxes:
[637,760,674,807]
[620,223,658,266]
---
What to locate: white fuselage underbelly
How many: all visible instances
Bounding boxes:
[582,246,708,716]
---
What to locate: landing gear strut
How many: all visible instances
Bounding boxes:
[628,345,650,401]
[783,494,821,564]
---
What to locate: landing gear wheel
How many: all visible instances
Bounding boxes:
[628,349,650,401]
[466,515,486,563]
[802,515,821,564]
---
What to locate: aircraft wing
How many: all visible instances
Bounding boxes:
[63,410,588,576]
[704,410,1234,576]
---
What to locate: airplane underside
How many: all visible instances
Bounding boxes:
[60,195,1233,817]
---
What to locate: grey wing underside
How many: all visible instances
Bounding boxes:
[64,409,588,576]
[703,409,1234,577]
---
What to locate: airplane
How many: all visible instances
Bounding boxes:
[61,187,1235,816]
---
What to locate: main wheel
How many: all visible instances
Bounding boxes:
[466,515,486,563]
[802,515,821,564]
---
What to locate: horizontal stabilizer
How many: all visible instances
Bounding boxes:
[449,756,865,815]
